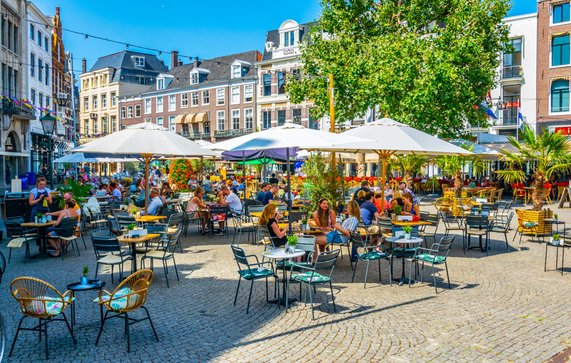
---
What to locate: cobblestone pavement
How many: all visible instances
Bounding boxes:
[1,202,571,362]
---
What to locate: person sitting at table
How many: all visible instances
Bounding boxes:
[374,192,390,213]
[47,192,81,222]
[256,182,270,205]
[384,182,394,202]
[143,187,164,216]
[109,182,122,203]
[202,175,213,193]
[353,180,370,203]
[160,183,174,199]
[401,192,420,216]
[361,192,381,225]
[267,184,280,203]
[327,200,361,260]
[29,177,52,220]
[46,198,79,257]
[186,186,209,234]
[311,198,337,254]
[218,185,243,216]
[398,181,417,204]
[356,190,368,206]
[258,202,287,247]
[390,191,405,210]
[95,184,108,197]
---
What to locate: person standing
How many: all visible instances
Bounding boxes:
[29,177,52,220]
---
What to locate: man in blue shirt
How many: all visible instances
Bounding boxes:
[256,182,270,205]
[360,192,380,225]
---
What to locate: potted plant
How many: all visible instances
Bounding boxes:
[403,226,412,240]
[81,265,89,285]
[127,223,136,231]
[391,205,402,221]
[286,234,298,253]
[552,233,562,246]
[301,217,309,231]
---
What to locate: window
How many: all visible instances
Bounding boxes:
[13,25,18,53]
[202,90,210,105]
[169,115,176,132]
[292,108,302,123]
[181,93,188,107]
[245,108,253,130]
[120,107,126,119]
[244,84,253,102]
[277,110,286,125]
[38,58,43,81]
[84,120,89,135]
[156,116,163,127]
[135,105,141,117]
[552,34,570,66]
[133,56,145,67]
[217,110,225,131]
[191,92,199,106]
[231,86,240,104]
[277,72,286,94]
[1,18,5,47]
[156,97,163,112]
[30,53,35,77]
[127,106,133,118]
[262,111,271,129]
[92,95,98,110]
[191,72,198,84]
[554,2,571,24]
[44,63,49,85]
[101,94,107,109]
[93,118,98,134]
[46,96,51,109]
[232,64,241,78]
[284,30,295,47]
[30,88,36,105]
[111,116,117,132]
[83,97,89,111]
[552,80,570,113]
[204,121,210,134]
[157,78,165,90]
[37,31,42,46]
[102,116,108,134]
[263,74,271,96]
[168,95,176,111]
[44,36,48,52]
[30,24,34,40]
[232,109,240,129]
[144,99,151,114]
[111,92,117,107]
[39,92,43,107]
[216,88,225,105]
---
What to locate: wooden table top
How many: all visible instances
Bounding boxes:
[21,221,56,228]
[135,215,167,223]
[392,220,432,227]
[117,233,161,244]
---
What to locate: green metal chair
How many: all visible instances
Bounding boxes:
[231,245,277,314]
[350,232,392,288]
[409,236,455,293]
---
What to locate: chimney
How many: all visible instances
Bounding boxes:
[56,6,60,16]
[193,57,200,68]
[81,58,86,73]
[171,51,179,69]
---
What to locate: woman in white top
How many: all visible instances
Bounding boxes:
[186,186,209,234]
[29,177,52,220]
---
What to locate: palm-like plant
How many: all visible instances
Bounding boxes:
[436,155,465,197]
[394,155,426,188]
[496,125,571,211]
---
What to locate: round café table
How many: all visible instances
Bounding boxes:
[261,248,305,309]
[385,237,423,286]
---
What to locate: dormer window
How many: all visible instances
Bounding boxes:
[191,72,199,85]
[156,74,174,90]
[231,61,251,78]
[232,65,241,79]
[190,68,210,85]
[278,20,301,50]
[133,56,145,67]
[157,78,165,90]
[284,31,295,47]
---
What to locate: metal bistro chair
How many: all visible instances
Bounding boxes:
[210,205,230,236]
[92,234,133,283]
[289,250,340,320]
[141,228,182,288]
[52,217,82,258]
[419,213,440,248]
[4,217,38,262]
[464,214,491,254]
[232,214,258,246]
[231,245,277,314]
[489,211,514,252]
[95,269,158,353]
[9,277,76,360]
[351,232,391,288]
[166,213,184,252]
[409,236,455,293]
[439,211,464,237]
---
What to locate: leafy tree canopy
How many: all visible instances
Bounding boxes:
[288,0,510,138]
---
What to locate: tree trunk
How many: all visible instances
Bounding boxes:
[454,172,463,198]
[532,173,545,211]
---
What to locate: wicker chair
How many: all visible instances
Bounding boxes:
[9,277,76,360]
[95,269,158,353]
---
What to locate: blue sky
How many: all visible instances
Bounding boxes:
[33,0,536,74]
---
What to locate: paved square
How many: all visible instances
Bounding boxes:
[1,203,571,362]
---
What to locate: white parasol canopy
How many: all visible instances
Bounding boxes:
[53,153,137,163]
[72,122,218,211]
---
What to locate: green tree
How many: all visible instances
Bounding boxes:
[394,154,426,188]
[303,152,345,212]
[496,126,571,211]
[288,0,510,137]
[436,155,465,197]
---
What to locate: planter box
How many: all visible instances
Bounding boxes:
[515,208,553,236]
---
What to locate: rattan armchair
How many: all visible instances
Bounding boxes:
[95,269,158,353]
[9,276,76,360]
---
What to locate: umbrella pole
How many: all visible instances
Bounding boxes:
[286,147,292,234]
[242,150,246,200]
[143,154,152,214]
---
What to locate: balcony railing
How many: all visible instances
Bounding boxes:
[501,65,523,79]
[0,99,35,119]
[214,128,254,138]
[181,132,211,140]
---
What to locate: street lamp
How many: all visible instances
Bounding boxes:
[40,112,57,188]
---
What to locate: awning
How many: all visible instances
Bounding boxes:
[174,114,186,124]
[195,112,208,122]
[185,113,196,123]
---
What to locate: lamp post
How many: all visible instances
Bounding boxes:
[40,112,57,188]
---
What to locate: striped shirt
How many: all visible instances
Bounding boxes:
[336,216,359,243]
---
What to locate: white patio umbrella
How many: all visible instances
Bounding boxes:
[53,152,138,163]
[73,122,218,211]
[315,118,473,212]
[209,122,371,231]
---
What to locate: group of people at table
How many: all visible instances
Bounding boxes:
[258,179,423,260]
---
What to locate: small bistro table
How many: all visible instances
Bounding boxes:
[261,248,306,308]
[117,234,161,273]
[20,221,56,256]
[385,236,423,286]
[135,215,167,224]
[66,279,106,330]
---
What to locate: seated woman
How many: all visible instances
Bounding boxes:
[95,184,108,196]
[374,192,390,214]
[186,187,209,234]
[356,190,367,206]
[390,191,405,210]
[311,198,337,254]
[402,192,420,216]
[258,203,287,247]
[327,200,361,259]
[45,198,79,257]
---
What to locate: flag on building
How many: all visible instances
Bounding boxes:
[479,100,497,119]
[517,101,524,130]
